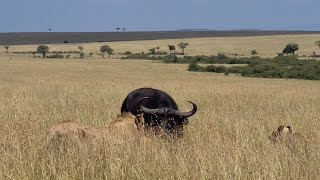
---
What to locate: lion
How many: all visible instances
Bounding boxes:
[269,125,294,143]
[48,112,145,143]
[268,125,310,154]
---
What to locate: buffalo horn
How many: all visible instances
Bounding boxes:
[168,101,197,117]
[141,106,161,114]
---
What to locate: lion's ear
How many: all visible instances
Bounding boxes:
[277,126,284,132]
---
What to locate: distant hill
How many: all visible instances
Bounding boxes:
[1,30,320,45]
[176,29,214,32]
[278,24,320,31]
[176,29,263,32]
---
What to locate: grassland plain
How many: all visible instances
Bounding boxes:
[2,34,320,58]
[0,55,320,179]
[1,31,319,45]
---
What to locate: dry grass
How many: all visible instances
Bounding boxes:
[2,34,320,58]
[0,53,320,179]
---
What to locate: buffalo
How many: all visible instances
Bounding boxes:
[120,87,197,137]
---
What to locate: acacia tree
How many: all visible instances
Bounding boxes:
[251,50,258,56]
[315,41,320,53]
[78,46,84,53]
[231,53,239,58]
[116,28,120,32]
[149,48,156,57]
[100,45,114,57]
[4,45,9,53]
[78,46,85,58]
[177,42,189,55]
[168,45,176,55]
[37,45,49,58]
[282,43,299,55]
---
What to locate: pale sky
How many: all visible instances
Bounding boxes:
[1,0,319,32]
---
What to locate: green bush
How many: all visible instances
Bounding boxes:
[125,53,150,59]
[100,45,114,57]
[188,62,206,72]
[124,51,132,55]
[227,66,243,73]
[46,53,64,58]
[215,66,226,73]
[163,55,179,63]
[206,65,216,72]
[155,51,167,55]
[80,53,85,58]
[124,51,320,80]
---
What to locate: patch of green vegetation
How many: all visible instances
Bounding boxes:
[188,55,320,80]
[46,53,64,58]
[124,53,262,64]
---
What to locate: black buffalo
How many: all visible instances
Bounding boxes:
[120,87,197,137]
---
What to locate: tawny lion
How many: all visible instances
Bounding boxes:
[48,112,145,143]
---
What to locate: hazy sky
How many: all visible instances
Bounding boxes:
[1,0,319,32]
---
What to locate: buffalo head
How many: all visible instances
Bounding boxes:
[140,101,197,137]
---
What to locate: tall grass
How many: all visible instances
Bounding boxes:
[0,57,319,179]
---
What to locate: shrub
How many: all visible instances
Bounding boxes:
[227,66,244,74]
[89,52,93,56]
[149,48,156,56]
[188,62,205,72]
[215,66,226,73]
[12,52,30,54]
[46,53,64,58]
[168,45,176,54]
[217,53,228,61]
[52,51,63,54]
[51,51,80,54]
[206,65,216,72]
[100,45,114,57]
[163,55,179,63]
[63,40,69,43]
[125,53,150,59]
[310,54,320,58]
[80,53,85,58]
[155,51,167,55]
[282,43,299,55]
[251,50,258,56]
[124,51,132,55]
[65,55,71,58]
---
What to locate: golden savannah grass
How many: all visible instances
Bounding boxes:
[0,37,320,179]
[2,34,320,58]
